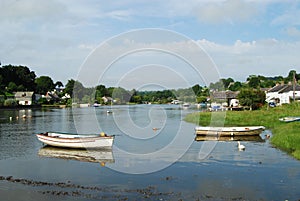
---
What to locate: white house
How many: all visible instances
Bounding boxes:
[266,84,300,105]
[14,91,34,105]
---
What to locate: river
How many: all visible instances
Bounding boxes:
[0,105,299,200]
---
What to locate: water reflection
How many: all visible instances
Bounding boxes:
[38,146,114,165]
[194,135,265,142]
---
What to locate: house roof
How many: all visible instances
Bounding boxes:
[279,85,300,93]
[267,84,300,93]
[14,91,34,98]
[267,85,288,93]
[211,91,239,99]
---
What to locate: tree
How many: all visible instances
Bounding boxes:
[35,76,55,95]
[7,82,18,93]
[229,81,242,91]
[196,96,207,103]
[72,81,85,102]
[209,79,225,91]
[95,84,108,98]
[111,87,131,104]
[247,75,260,89]
[222,78,234,89]
[0,64,36,91]
[55,81,64,88]
[192,84,202,96]
[63,79,75,98]
[237,88,266,110]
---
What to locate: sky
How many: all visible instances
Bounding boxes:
[1,0,300,90]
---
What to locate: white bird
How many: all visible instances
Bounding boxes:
[237,141,245,151]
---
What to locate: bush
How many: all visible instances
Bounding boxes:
[4,99,18,107]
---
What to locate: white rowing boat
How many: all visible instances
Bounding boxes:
[279,116,300,123]
[36,132,114,149]
[195,126,265,136]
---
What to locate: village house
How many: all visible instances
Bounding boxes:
[14,91,34,105]
[210,90,239,107]
[266,84,300,105]
[102,96,114,104]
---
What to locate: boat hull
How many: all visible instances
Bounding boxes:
[36,133,114,149]
[279,117,300,123]
[195,126,265,136]
[194,135,264,142]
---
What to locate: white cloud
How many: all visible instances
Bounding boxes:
[0,0,299,87]
[192,0,260,24]
[197,38,300,80]
[78,44,98,51]
[0,0,67,22]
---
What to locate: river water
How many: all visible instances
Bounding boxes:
[0,105,299,201]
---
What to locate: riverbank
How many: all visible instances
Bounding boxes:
[184,102,300,160]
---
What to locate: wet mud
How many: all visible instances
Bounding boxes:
[0,175,254,200]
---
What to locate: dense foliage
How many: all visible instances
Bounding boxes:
[0,65,36,93]
[0,64,299,108]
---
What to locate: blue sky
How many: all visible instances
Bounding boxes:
[1,0,300,89]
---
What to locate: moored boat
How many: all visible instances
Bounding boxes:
[195,126,265,136]
[279,116,300,123]
[36,132,114,149]
[194,135,264,142]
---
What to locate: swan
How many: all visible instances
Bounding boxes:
[237,141,245,151]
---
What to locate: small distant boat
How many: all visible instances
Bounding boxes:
[36,132,114,149]
[182,103,190,109]
[279,116,300,123]
[195,126,265,136]
[93,103,101,107]
[194,135,264,142]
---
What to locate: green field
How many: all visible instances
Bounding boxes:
[184,103,300,160]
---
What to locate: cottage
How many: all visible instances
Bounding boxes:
[14,91,34,105]
[211,90,239,107]
[266,84,300,105]
[102,96,114,103]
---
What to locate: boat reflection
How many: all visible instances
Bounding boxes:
[38,146,114,165]
[194,135,265,142]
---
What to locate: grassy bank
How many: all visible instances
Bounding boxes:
[184,103,300,160]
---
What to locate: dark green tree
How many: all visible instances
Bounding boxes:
[55,81,64,88]
[0,64,36,91]
[192,84,202,96]
[247,75,261,88]
[229,81,242,91]
[63,79,75,98]
[237,88,266,110]
[7,82,18,93]
[35,76,55,95]
[95,84,108,98]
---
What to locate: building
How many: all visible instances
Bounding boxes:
[210,90,239,107]
[14,91,34,105]
[266,84,300,105]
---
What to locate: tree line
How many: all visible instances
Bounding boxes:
[0,64,298,109]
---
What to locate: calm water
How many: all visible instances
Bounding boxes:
[0,105,299,201]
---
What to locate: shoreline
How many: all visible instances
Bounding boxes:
[0,105,42,110]
[184,102,300,160]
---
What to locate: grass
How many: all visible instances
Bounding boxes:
[184,102,300,160]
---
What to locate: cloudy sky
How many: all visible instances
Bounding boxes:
[1,0,300,89]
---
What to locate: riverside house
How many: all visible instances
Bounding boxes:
[14,91,34,105]
[266,84,300,105]
[211,90,239,107]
